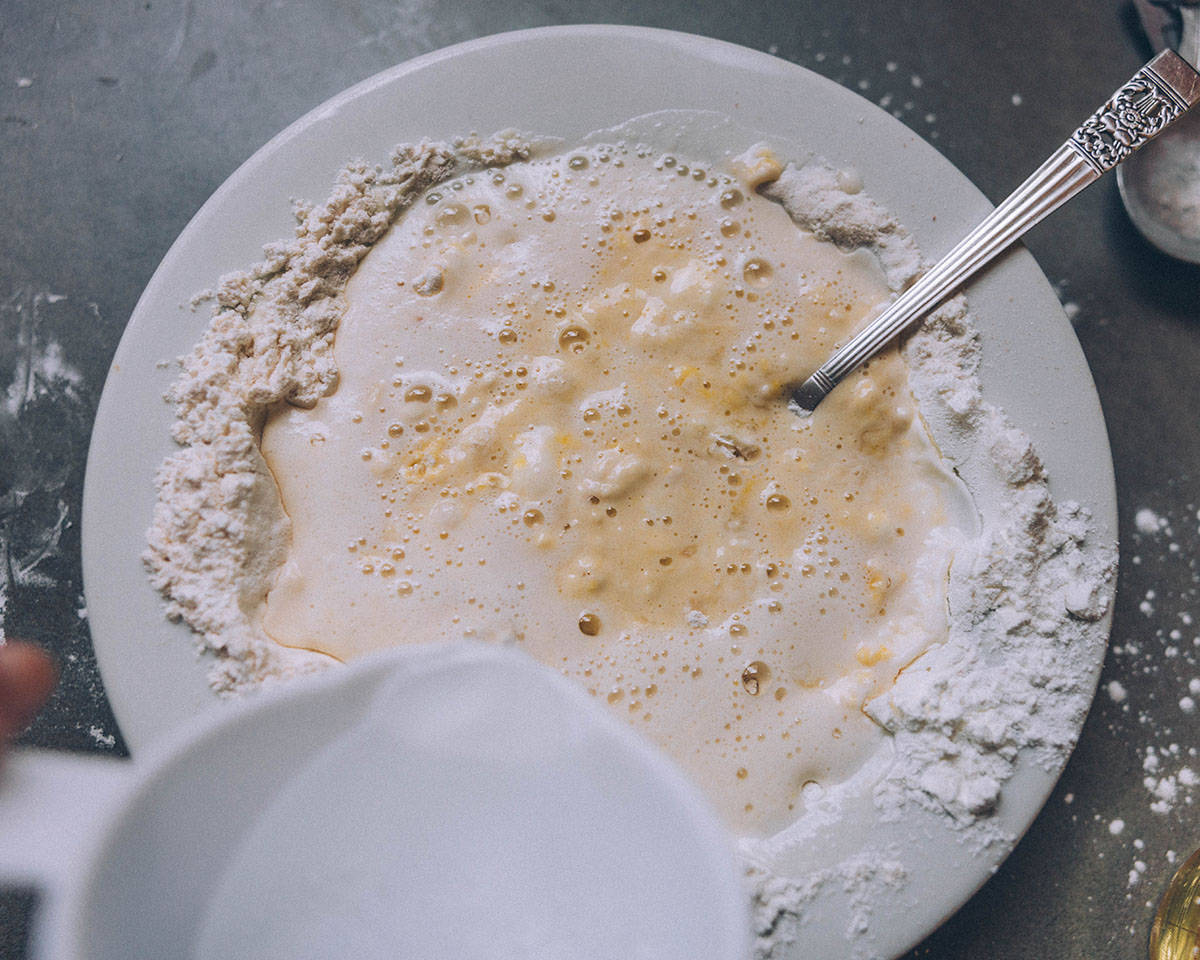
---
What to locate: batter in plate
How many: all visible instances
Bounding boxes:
[258,143,973,835]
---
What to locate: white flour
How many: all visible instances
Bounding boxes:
[146,134,529,691]
[146,133,1116,958]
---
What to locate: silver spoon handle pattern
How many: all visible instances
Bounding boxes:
[791,48,1200,415]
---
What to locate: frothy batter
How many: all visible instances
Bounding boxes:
[258,144,973,835]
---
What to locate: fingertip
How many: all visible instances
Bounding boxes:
[0,642,59,730]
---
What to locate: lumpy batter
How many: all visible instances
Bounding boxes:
[258,144,973,835]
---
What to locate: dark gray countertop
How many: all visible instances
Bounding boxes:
[2,1,1198,958]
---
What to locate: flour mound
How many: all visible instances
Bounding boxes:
[145,135,530,692]
[871,304,1116,827]
[747,163,1116,954]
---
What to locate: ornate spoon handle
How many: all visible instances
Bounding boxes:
[792,48,1200,415]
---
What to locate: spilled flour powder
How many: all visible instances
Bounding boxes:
[145,127,1115,958]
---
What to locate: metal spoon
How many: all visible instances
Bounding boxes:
[792,47,1200,416]
[1118,0,1200,263]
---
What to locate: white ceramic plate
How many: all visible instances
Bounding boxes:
[82,25,1117,960]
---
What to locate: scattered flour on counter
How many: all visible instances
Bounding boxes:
[1141,590,1157,616]
[0,288,88,643]
[1135,507,1165,535]
[88,725,117,748]
[1104,502,1200,916]
[2,305,81,418]
[1143,746,1197,816]
[800,51,941,140]
[146,130,1116,958]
